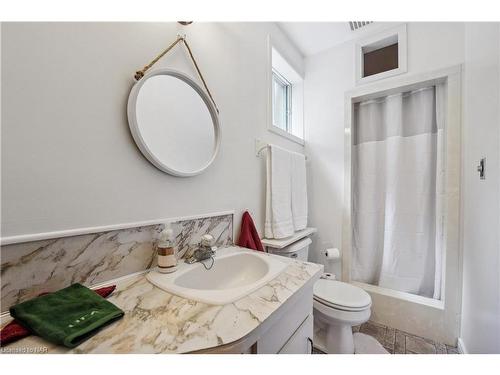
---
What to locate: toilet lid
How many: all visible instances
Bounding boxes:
[314,280,371,310]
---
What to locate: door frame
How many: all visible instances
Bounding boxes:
[342,65,463,345]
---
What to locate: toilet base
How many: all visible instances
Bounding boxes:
[325,323,354,354]
[313,315,355,354]
[313,304,371,354]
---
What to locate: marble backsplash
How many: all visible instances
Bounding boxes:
[0,214,233,313]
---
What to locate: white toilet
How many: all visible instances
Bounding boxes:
[267,236,372,354]
[313,279,371,353]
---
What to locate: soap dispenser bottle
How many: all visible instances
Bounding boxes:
[157,223,177,273]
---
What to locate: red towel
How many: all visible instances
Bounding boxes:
[237,211,264,252]
[0,285,116,346]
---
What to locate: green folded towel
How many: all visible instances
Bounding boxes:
[9,283,124,348]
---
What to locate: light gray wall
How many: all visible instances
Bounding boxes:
[461,22,500,354]
[1,22,304,238]
[303,41,353,275]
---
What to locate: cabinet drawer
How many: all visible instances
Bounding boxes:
[278,314,313,354]
[256,286,313,354]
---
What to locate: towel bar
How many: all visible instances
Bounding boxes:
[255,139,308,160]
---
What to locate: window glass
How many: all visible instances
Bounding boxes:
[272,71,291,131]
[270,46,304,143]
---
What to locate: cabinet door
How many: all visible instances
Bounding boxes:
[256,287,313,354]
[278,314,313,354]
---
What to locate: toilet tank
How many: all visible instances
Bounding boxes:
[267,237,312,261]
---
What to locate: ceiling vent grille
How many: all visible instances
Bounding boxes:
[349,21,373,31]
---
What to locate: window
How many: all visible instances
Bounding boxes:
[363,42,398,77]
[269,43,304,144]
[272,69,292,131]
[355,24,407,85]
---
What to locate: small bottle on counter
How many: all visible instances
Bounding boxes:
[157,223,177,273]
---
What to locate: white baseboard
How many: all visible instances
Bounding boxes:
[457,337,468,354]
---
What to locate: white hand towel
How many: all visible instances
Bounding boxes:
[291,151,308,230]
[265,145,294,239]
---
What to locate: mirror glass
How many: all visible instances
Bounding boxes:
[128,69,220,177]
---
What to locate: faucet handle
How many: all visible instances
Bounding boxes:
[200,234,215,247]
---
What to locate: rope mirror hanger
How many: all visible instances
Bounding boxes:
[133,34,219,114]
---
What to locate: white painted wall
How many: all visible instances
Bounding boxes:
[304,41,353,275]
[0,22,304,238]
[305,21,500,352]
[304,22,465,273]
[460,22,500,354]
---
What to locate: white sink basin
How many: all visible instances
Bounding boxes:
[146,247,288,305]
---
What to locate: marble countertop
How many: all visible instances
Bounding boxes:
[0,247,323,354]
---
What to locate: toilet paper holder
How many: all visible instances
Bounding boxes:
[324,248,341,262]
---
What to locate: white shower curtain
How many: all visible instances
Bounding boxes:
[351,85,445,299]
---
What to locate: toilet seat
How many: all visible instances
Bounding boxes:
[313,280,371,312]
[314,295,370,312]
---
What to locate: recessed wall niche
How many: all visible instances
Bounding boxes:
[355,24,407,85]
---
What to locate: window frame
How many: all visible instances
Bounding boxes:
[267,36,305,146]
[355,24,407,86]
[272,68,293,132]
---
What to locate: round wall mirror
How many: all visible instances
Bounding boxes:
[127,68,220,177]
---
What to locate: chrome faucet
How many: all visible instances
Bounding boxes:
[185,234,218,264]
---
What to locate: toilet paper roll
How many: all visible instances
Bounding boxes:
[321,273,337,280]
[324,248,340,260]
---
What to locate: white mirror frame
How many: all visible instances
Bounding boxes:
[127,68,221,177]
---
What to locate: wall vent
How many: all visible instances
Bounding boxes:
[349,21,373,31]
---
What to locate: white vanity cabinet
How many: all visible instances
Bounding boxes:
[192,269,320,355]
[255,287,314,354]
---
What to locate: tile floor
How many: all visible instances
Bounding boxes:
[313,321,460,354]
